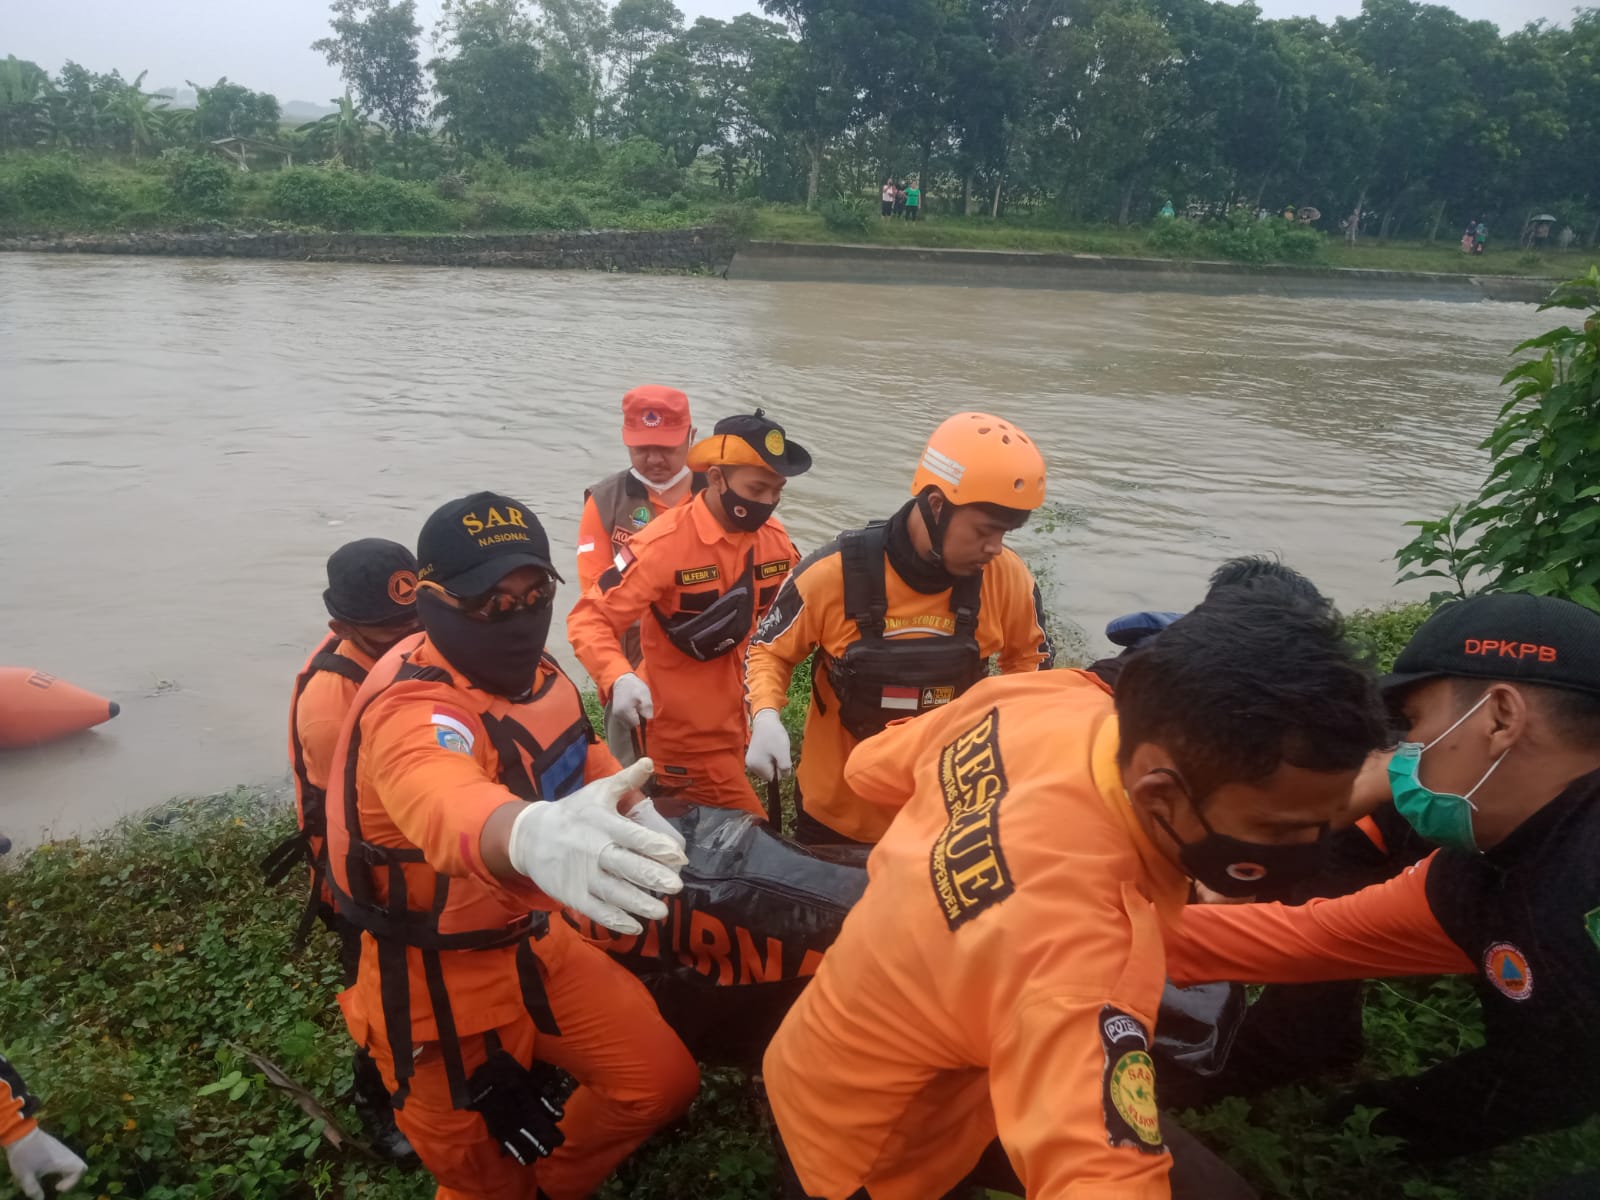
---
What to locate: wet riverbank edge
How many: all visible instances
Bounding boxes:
[0,227,1557,301]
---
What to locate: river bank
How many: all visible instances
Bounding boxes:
[4,604,1596,1199]
[0,227,1559,301]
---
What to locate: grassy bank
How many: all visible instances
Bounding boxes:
[3,604,1596,1198]
[0,153,1576,278]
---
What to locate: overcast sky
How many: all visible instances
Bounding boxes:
[7,0,1583,103]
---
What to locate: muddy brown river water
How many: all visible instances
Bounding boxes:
[0,253,1550,844]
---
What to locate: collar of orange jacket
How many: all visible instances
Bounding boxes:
[1089,708,1192,924]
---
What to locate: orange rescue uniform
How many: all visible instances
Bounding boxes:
[567,493,796,816]
[294,637,377,799]
[746,540,1051,842]
[1163,855,1474,986]
[0,1057,36,1149]
[326,633,698,1200]
[763,670,1192,1200]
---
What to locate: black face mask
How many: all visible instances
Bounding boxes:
[720,481,777,532]
[1148,768,1330,900]
[417,590,553,699]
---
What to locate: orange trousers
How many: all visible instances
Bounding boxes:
[649,742,766,818]
[365,929,700,1200]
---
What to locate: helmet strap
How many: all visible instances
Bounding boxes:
[915,488,951,564]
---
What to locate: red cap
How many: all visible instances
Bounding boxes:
[622,385,692,447]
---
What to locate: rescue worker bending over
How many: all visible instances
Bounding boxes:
[575,385,703,763]
[269,537,421,1159]
[745,411,1054,844]
[569,411,808,817]
[764,575,1390,1200]
[2,1056,85,1200]
[325,492,699,1200]
[1165,592,1600,1173]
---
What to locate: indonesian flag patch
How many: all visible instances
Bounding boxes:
[881,685,920,712]
[432,708,475,753]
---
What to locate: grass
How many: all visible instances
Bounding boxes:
[749,206,1575,277]
[1,153,1577,278]
[2,603,1596,1197]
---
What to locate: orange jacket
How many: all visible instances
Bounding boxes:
[326,633,617,1049]
[291,635,376,823]
[763,670,1191,1200]
[1164,854,1474,986]
[0,1056,36,1148]
[567,493,796,758]
[746,540,1051,841]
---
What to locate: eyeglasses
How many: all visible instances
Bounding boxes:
[417,577,557,621]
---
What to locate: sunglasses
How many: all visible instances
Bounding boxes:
[417,576,557,621]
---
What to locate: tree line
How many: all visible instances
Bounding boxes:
[4,0,1599,238]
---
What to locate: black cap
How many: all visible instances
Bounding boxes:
[416,492,563,596]
[324,538,418,625]
[1381,592,1600,697]
[687,409,812,478]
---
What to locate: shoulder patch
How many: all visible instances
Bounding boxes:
[676,564,719,587]
[1099,1005,1165,1154]
[432,708,476,753]
[757,558,792,580]
[928,706,1013,930]
[1484,941,1534,1001]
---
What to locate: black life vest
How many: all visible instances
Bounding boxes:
[823,523,986,741]
[653,549,757,662]
[327,642,594,1109]
[261,636,371,947]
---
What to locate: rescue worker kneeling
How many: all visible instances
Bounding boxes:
[325,492,700,1200]
[746,411,1054,844]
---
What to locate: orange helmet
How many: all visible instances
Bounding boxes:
[910,412,1047,510]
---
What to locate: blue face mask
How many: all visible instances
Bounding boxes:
[1387,692,1507,853]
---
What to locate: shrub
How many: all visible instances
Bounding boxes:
[267,166,360,227]
[1397,268,1600,611]
[549,196,592,229]
[1145,216,1200,256]
[713,202,759,240]
[820,194,872,235]
[357,174,451,231]
[0,155,105,219]
[605,137,684,198]
[472,194,552,229]
[665,191,690,213]
[164,152,235,217]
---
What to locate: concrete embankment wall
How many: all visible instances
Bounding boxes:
[727,240,1554,304]
[0,227,736,273]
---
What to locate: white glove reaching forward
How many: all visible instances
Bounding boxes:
[509,758,686,935]
[745,709,792,782]
[609,673,654,731]
[6,1129,87,1200]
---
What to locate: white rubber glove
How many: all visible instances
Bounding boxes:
[624,795,687,856]
[509,758,685,936]
[745,708,792,782]
[609,673,654,731]
[6,1129,87,1200]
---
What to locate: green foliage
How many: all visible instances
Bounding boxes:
[0,153,105,217]
[312,0,427,135]
[267,165,450,230]
[1149,210,1330,266]
[1397,268,1600,612]
[163,151,234,216]
[713,201,760,239]
[1343,603,1434,673]
[1145,215,1201,256]
[604,136,684,197]
[819,194,871,235]
[0,790,431,1198]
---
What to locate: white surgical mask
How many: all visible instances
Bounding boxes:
[630,466,691,494]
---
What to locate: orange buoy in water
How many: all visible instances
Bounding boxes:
[0,668,121,749]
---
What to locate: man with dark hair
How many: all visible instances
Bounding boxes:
[1165,592,1600,1171]
[745,411,1053,845]
[764,577,1390,1199]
